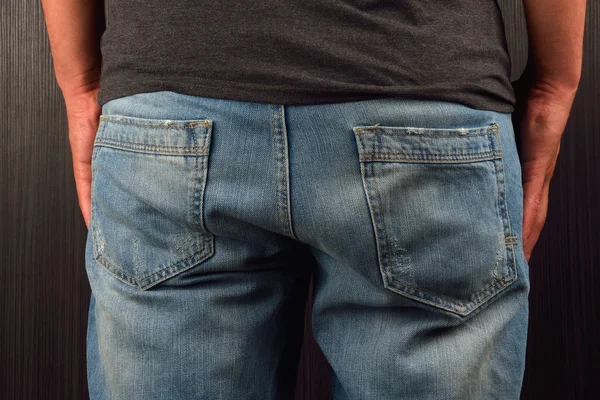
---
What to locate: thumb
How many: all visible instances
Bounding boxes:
[73,158,92,229]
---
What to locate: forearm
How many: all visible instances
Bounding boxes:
[41,0,105,97]
[522,0,586,97]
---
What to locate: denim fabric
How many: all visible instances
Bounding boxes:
[85,91,530,399]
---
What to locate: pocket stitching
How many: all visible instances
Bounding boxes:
[191,133,211,231]
[383,274,516,315]
[99,114,211,129]
[368,157,517,314]
[493,128,519,285]
[354,124,495,136]
[92,235,214,290]
[90,116,215,290]
[359,151,502,163]
[362,161,396,295]
[355,123,518,316]
[94,139,210,154]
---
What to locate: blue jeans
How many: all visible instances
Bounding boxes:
[85,91,530,399]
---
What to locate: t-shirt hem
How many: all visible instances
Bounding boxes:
[97,77,515,114]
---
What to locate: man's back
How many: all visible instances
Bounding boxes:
[40,0,586,397]
[98,0,515,112]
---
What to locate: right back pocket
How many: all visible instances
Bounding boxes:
[352,122,518,318]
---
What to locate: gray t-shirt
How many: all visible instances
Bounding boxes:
[97,0,516,112]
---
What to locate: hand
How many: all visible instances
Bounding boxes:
[514,84,577,262]
[64,87,101,229]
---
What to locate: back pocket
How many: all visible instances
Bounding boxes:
[90,114,215,290]
[353,123,518,317]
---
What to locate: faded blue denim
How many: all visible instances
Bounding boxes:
[85,90,530,399]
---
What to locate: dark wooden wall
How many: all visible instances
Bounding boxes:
[1,1,597,399]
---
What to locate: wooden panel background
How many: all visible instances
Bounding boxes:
[1,1,597,399]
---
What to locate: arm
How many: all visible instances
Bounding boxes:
[41,0,104,96]
[41,0,105,229]
[516,0,586,261]
[522,0,585,96]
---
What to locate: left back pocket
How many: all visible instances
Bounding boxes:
[90,114,215,290]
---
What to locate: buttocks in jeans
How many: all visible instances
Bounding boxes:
[85,90,530,400]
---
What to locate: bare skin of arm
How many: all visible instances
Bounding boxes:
[41,0,104,229]
[41,0,587,260]
[517,0,586,261]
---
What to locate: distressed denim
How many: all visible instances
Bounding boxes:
[85,90,530,399]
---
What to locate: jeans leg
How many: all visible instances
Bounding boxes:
[84,91,314,400]
[285,97,530,399]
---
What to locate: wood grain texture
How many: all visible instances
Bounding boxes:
[1,1,91,400]
[517,0,600,398]
[1,1,597,399]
